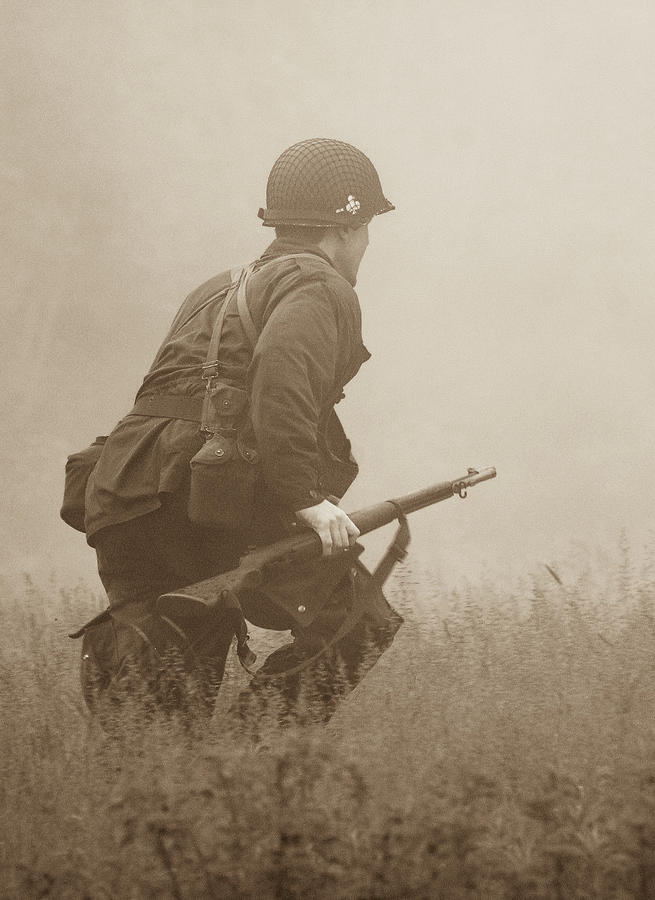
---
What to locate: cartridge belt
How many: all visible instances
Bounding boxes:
[129,394,203,423]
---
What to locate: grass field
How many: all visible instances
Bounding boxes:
[2,537,655,898]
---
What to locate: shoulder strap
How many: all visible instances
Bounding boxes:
[203,266,243,375]
[235,263,258,349]
[236,252,329,351]
[200,267,244,433]
[202,253,329,430]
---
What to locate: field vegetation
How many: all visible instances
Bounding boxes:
[2,537,655,898]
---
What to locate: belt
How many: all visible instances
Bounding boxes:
[128,394,203,423]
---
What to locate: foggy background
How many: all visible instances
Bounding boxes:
[3,0,654,591]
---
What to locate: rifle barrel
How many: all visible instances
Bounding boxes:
[350,466,496,535]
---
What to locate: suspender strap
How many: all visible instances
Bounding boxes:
[200,266,248,433]
[206,252,331,371]
[237,252,331,351]
[236,264,258,349]
[201,266,244,381]
[129,254,332,432]
[202,253,329,429]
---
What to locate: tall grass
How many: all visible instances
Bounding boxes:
[2,538,655,898]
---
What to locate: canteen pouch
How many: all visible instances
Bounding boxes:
[188,432,259,530]
[60,436,108,533]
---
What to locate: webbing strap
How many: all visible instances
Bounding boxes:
[202,269,243,379]
[236,253,325,350]
[200,268,246,432]
[206,253,325,364]
[201,252,331,432]
[129,394,204,422]
[236,265,258,349]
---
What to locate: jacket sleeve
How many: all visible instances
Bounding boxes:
[247,277,338,511]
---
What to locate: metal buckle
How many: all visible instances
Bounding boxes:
[202,362,220,381]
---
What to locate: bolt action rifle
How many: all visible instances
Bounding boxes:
[153,466,497,670]
[70,467,496,675]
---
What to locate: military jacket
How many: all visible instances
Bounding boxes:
[84,238,370,543]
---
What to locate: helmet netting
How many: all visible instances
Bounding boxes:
[260,138,394,227]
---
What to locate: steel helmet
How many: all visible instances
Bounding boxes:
[258,138,395,228]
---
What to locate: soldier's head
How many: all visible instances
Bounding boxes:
[258,138,394,286]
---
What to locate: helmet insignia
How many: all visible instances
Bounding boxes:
[336,194,361,216]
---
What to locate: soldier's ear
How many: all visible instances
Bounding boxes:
[334,226,356,244]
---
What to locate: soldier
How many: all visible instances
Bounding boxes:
[75,138,399,727]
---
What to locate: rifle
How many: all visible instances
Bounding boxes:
[71,467,496,669]
[155,466,496,666]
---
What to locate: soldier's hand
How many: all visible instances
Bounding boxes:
[294,499,360,556]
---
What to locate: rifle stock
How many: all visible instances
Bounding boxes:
[157,466,496,611]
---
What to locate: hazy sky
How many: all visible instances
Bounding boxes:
[3,0,654,586]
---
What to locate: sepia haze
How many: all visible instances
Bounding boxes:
[2,1,653,588]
